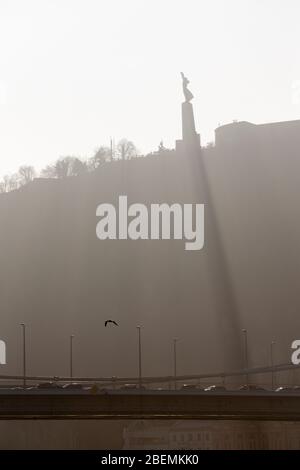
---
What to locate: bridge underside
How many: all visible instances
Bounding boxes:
[0,392,300,420]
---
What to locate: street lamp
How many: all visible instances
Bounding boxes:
[136,326,142,390]
[173,338,178,390]
[271,340,276,390]
[20,323,26,388]
[70,335,75,380]
[242,329,249,385]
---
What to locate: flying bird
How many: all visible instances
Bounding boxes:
[105,320,118,327]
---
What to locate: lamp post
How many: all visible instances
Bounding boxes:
[242,329,249,385]
[271,340,275,390]
[136,326,142,390]
[70,335,75,380]
[20,323,26,388]
[173,338,178,390]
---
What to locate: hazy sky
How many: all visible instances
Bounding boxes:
[0,0,300,177]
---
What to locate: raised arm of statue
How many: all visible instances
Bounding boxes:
[181,72,194,102]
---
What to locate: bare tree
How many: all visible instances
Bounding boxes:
[116,139,137,160]
[55,158,73,178]
[71,158,88,176]
[0,175,11,193]
[145,141,175,158]
[6,174,20,191]
[0,181,6,194]
[88,146,110,170]
[158,140,166,152]
[41,164,57,178]
[18,165,36,186]
[41,157,87,179]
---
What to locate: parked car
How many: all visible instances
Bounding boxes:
[204,385,226,392]
[180,383,200,390]
[36,381,62,389]
[119,384,146,390]
[275,386,300,393]
[62,383,85,390]
[238,384,266,391]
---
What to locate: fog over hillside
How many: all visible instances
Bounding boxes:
[0,133,299,379]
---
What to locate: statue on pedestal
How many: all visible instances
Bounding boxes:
[176,72,200,152]
[181,72,194,102]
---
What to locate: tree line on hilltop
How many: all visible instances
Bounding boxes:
[0,139,178,194]
[0,138,215,194]
[0,138,166,194]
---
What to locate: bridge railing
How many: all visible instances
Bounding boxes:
[0,362,299,387]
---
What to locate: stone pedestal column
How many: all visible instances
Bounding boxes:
[176,101,201,154]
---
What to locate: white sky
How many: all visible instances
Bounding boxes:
[0,0,300,176]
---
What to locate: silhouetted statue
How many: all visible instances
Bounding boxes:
[176,73,200,151]
[181,72,194,102]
